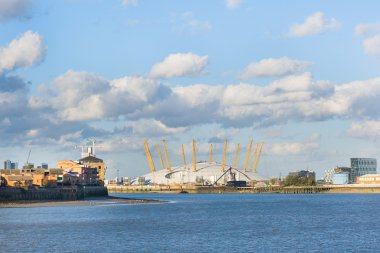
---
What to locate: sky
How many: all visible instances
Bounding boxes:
[1,0,380,179]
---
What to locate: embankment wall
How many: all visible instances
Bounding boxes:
[107,185,380,194]
[0,186,108,202]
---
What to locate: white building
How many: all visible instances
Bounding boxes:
[134,161,267,185]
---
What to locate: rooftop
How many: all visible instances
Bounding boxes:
[79,155,103,163]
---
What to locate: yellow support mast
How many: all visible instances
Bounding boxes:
[181,144,187,168]
[233,143,240,169]
[143,141,155,173]
[243,139,253,172]
[253,142,264,173]
[162,140,171,172]
[249,143,259,172]
[209,144,213,164]
[192,139,197,172]
[221,139,227,172]
[156,144,165,170]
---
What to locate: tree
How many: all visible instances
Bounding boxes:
[283,175,315,186]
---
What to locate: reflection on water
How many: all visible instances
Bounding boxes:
[1,194,380,252]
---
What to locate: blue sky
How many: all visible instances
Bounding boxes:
[1,0,380,179]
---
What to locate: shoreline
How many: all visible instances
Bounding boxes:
[108,185,380,194]
[0,196,164,208]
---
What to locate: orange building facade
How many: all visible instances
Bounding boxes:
[356,174,380,184]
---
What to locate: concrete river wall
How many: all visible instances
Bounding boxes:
[107,185,380,194]
[0,186,108,202]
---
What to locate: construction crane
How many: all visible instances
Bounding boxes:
[26,149,31,164]
[243,139,253,172]
[162,140,171,172]
[156,144,165,170]
[233,144,240,169]
[143,141,155,173]
[209,144,213,164]
[253,142,264,173]
[192,139,197,172]
[181,144,186,168]
[221,139,227,172]
[24,149,32,168]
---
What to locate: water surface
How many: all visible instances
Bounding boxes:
[1,194,380,252]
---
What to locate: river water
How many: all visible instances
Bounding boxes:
[1,194,380,252]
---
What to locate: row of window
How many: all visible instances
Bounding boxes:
[352,161,376,166]
[359,177,380,181]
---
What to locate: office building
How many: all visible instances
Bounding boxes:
[324,167,351,183]
[4,160,18,169]
[351,158,377,182]
[4,160,11,169]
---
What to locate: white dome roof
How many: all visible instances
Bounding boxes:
[134,162,267,185]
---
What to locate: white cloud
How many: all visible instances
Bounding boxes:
[347,121,380,140]
[226,0,242,9]
[60,95,105,121]
[268,134,320,155]
[172,12,212,34]
[97,136,142,152]
[355,23,380,36]
[122,0,138,8]
[26,68,380,141]
[150,53,208,79]
[50,70,109,109]
[213,73,336,127]
[0,0,31,22]
[173,84,223,107]
[288,12,340,37]
[127,119,187,137]
[176,141,226,157]
[362,35,380,56]
[30,70,109,121]
[110,76,163,102]
[354,23,380,58]
[184,19,212,33]
[57,131,83,147]
[0,88,29,118]
[0,31,46,74]
[222,73,333,106]
[240,57,312,79]
[33,68,380,134]
[33,70,171,122]
[132,83,222,128]
[26,129,39,138]
[330,77,380,118]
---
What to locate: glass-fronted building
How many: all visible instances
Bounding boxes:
[351,158,377,182]
[3,160,18,169]
[332,172,350,185]
[4,160,11,169]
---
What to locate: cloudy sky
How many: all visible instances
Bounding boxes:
[1,0,380,179]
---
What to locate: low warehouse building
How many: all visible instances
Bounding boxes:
[356,174,380,184]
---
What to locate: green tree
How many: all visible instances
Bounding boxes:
[284,175,315,186]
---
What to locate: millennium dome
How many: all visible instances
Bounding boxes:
[134,161,267,185]
[133,139,267,185]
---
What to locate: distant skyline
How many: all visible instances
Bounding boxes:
[1,0,380,179]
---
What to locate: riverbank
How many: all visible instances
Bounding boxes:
[107,184,380,194]
[0,196,164,208]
